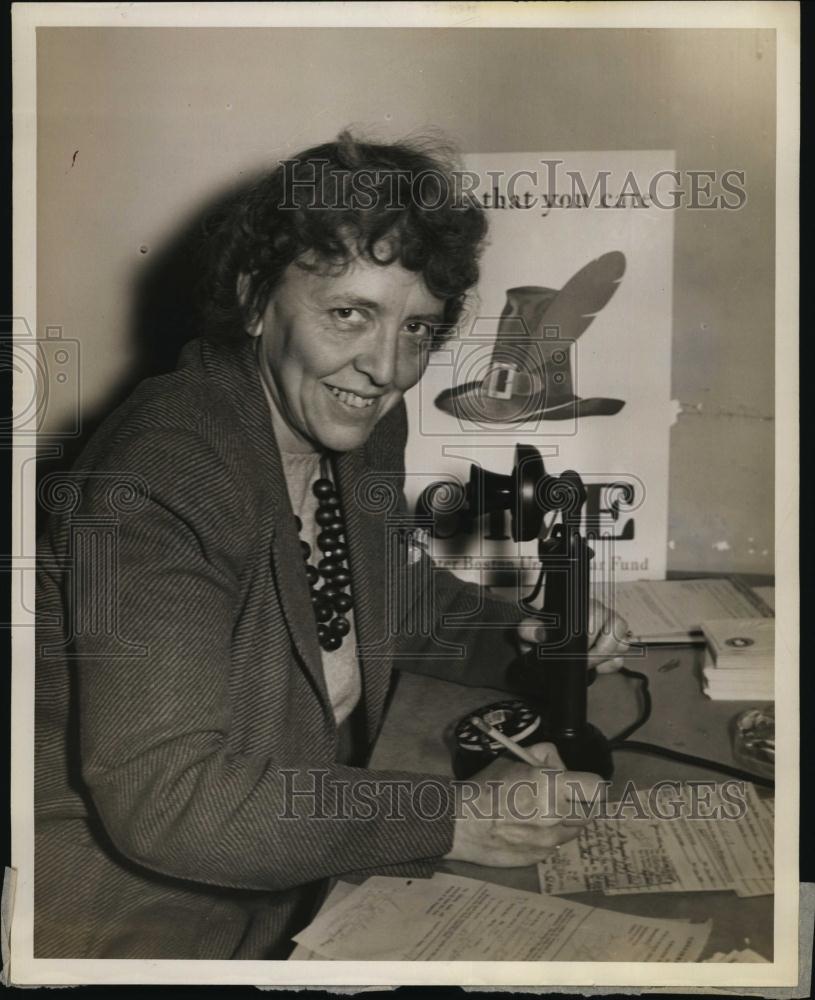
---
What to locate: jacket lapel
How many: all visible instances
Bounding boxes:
[199,336,399,744]
[268,521,331,709]
[199,338,331,711]
[334,447,395,744]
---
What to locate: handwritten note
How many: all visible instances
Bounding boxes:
[292,872,711,962]
[537,784,773,897]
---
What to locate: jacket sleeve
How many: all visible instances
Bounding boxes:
[393,552,526,688]
[72,428,456,893]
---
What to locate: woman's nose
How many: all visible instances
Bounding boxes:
[353,326,400,387]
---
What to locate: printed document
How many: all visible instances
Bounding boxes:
[293,872,711,961]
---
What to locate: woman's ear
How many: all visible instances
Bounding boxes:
[237,273,263,338]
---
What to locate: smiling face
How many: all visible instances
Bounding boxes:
[250,253,446,453]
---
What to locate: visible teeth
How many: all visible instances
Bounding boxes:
[327,385,375,408]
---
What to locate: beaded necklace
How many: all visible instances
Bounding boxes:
[297,455,353,652]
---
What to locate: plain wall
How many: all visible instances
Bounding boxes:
[36,27,776,575]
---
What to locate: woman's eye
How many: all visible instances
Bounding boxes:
[403,321,431,341]
[331,308,366,325]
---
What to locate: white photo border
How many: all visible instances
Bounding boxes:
[9,0,800,988]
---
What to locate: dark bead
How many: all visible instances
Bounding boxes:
[332,592,352,613]
[331,615,351,637]
[305,565,319,586]
[300,540,311,560]
[321,633,342,652]
[328,543,348,563]
[317,623,328,642]
[315,508,336,527]
[328,519,344,534]
[312,478,336,500]
[318,557,338,579]
[314,601,333,623]
[320,585,339,601]
[317,530,340,551]
[331,568,351,589]
[294,515,303,532]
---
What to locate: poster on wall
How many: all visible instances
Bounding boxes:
[402,150,678,591]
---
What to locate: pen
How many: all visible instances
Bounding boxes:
[470,716,542,767]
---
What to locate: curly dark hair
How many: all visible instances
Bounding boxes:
[200,130,488,347]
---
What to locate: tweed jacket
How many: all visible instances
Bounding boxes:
[34,336,524,960]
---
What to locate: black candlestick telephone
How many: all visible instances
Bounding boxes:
[419,444,614,780]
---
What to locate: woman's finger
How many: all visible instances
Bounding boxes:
[559,771,607,818]
[588,601,627,641]
[523,741,566,771]
[539,822,584,849]
[594,656,626,674]
[517,618,548,646]
[590,627,625,657]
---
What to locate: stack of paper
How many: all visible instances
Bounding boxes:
[292,871,712,962]
[703,948,769,962]
[594,578,773,645]
[700,618,774,701]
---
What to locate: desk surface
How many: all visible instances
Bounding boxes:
[370,643,773,961]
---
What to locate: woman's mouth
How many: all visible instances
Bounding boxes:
[324,383,378,410]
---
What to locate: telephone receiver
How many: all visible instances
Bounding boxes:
[465,442,547,541]
[422,444,614,779]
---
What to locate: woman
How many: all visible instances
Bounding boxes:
[35,132,627,959]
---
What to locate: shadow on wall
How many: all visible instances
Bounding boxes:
[37,173,261,485]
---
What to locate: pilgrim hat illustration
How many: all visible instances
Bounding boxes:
[434,251,627,423]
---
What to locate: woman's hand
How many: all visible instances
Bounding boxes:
[444,742,604,867]
[516,598,630,674]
